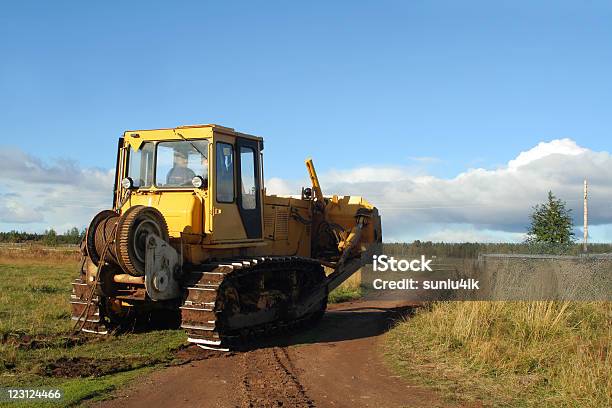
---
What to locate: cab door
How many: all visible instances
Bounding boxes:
[209,134,263,242]
[235,137,263,239]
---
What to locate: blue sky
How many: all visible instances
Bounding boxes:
[1,1,611,241]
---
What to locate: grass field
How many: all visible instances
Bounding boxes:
[9,243,607,406]
[0,247,363,406]
[0,256,189,407]
[385,301,611,408]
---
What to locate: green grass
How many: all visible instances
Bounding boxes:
[385,301,611,408]
[0,256,365,406]
[328,285,363,303]
[0,263,76,337]
[0,260,187,407]
[4,366,157,408]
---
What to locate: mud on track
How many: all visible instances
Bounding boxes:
[94,296,468,408]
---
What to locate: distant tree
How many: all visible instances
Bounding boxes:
[42,228,58,246]
[62,227,83,244]
[526,191,575,244]
[0,230,41,243]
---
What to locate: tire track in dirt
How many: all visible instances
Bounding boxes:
[239,353,255,408]
[272,347,314,407]
[239,347,315,408]
[96,298,467,408]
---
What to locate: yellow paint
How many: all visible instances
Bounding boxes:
[122,191,203,238]
[114,124,381,264]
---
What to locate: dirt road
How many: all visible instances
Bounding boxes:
[95,298,462,408]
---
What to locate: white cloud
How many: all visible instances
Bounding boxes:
[507,138,587,170]
[268,139,612,242]
[266,177,294,196]
[2,139,611,242]
[0,194,43,223]
[0,148,113,232]
[418,226,526,243]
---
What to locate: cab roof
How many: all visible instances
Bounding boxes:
[123,124,263,151]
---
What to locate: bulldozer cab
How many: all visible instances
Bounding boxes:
[115,125,264,245]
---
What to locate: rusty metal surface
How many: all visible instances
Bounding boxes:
[181,257,326,351]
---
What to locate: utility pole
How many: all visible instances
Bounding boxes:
[583,179,588,253]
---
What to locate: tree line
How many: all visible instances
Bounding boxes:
[0,227,85,245]
[0,190,600,251]
[384,241,612,258]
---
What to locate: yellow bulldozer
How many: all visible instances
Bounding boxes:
[71,124,381,350]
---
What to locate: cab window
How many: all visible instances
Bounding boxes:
[216,143,234,202]
[155,140,209,187]
[127,142,154,188]
[240,147,257,209]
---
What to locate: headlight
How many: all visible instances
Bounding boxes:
[121,177,134,190]
[192,176,205,189]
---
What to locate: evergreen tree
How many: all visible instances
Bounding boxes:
[526,191,575,244]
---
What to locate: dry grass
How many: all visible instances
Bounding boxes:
[0,243,80,265]
[386,301,611,407]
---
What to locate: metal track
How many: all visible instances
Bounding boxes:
[180,256,327,351]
